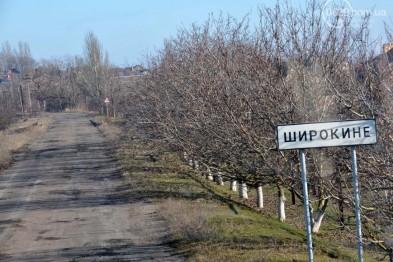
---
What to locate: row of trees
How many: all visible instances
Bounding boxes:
[0,41,36,127]
[0,32,127,127]
[123,1,393,259]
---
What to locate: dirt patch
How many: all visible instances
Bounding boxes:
[92,115,123,141]
[158,199,223,242]
[0,114,52,169]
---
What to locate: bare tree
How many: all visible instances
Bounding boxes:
[94,0,392,258]
[79,31,110,113]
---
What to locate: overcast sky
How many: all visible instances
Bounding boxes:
[1,0,392,66]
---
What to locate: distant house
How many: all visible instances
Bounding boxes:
[123,67,133,76]
[122,65,149,77]
[0,67,21,83]
[132,65,145,72]
[6,67,21,80]
[371,44,393,68]
[369,43,393,83]
[382,43,393,56]
[0,74,9,84]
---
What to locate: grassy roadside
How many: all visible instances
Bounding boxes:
[99,118,385,261]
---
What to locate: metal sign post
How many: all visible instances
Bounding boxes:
[299,149,313,262]
[104,97,110,117]
[275,119,376,262]
[351,146,364,262]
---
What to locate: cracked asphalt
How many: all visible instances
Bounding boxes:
[0,113,182,261]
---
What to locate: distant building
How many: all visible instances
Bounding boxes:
[0,67,21,84]
[7,67,21,79]
[372,43,393,75]
[0,75,9,84]
[121,65,149,77]
[132,65,145,72]
[383,43,393,54]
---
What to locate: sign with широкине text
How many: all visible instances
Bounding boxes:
[276,119,377,150]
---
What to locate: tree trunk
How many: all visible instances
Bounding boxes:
[230,180,237,191]
[193,160,199,170]
[216,173,224,186]
[311,198,329,233]
[389,249,393,262]
[291,187,296,205]
[337,172,345,230]
[18,85,25,116]
[278,185,286,222]
[312,180,318,197]
[239,182,248,199]
[257,184,264,208]
[10,80,14,100]
[338,189,345,230]
[311,210,325,233]
[205,167,213,180]
[183,152,188,161]
[111,99,116,118]
[206,171,214,181]
[27,83,32,113]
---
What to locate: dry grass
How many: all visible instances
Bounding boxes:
[0,114,52,169]
[94,116,123,141]
[159,199,223,242]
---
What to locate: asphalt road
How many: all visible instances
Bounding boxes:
[0,113,182,261]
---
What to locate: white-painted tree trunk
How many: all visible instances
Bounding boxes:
[230,180,237,191]
[311,210,325,233]
[278,186,286,222]
[256,184,264,208]
[216,172,224,185]
[311,198,329,233]
[239,182,248,199]
[205,167,214,180]
[193,160,199,170]
[183,151,188,161]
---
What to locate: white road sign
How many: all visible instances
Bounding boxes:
[276,119,377,150]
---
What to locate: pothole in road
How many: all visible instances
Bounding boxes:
[49,220,73,224]
[36,236,65,241]
[0,219,22,225]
